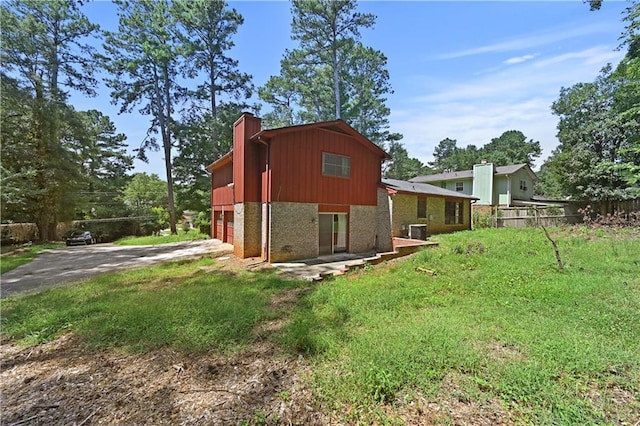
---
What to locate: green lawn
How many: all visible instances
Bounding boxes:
[1,226,638,424]
[114,228,209,246]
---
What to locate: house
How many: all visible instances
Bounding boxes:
[207,113,483,263]
[382,179,478,238]
[409,162,538,208]
[206,113,393,263]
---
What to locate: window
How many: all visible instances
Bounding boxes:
[322,152,350,177]
[445,201,463,224]
[519,179,528,192]
[455,181,464,192]
[417,196,427,218]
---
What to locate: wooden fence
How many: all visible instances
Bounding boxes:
[495,206,582,228]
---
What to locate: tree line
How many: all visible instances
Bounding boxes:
[538,0,639,205]
[1,0,638,242]
[2,0,404,240]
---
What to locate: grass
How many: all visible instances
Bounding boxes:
[1,226,639,424]
[114,228,209,246]
[282,227,640,424]
[1,258,304,353]
[0,243,64,274]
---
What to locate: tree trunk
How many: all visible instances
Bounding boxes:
[162,63,177,234]
[210,57,219,156]
[333,47,340,119]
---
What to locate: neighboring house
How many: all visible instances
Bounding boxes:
[206,113,392,263]
[382,179,478,238]
[410,162,538,207]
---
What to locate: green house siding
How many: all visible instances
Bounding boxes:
[472,163,494,205]
[512,169,535,202]
[441,178,473,195]
[496,170,536,206]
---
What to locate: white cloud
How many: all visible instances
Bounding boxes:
[438,21,616,60]
[532,46,623,69]
[390,45,626,171]
[504,54,537,65]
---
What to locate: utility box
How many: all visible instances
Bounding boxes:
[409,224,428,240]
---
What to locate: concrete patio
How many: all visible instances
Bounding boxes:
[270,237,437,281]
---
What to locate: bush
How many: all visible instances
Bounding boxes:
[195,211,211,237]
[472,211,493,229]
[1,223,39,245]
[579,205,640,229]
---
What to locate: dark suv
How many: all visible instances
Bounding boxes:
[66,230,96,246]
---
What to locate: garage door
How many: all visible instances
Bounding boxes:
[214,211,223,240]
[224,211,234,244]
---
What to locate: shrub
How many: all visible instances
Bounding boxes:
[0,223,39,245]
[472,211,493,229]
[579,205,640,229]
[195,211,211,237]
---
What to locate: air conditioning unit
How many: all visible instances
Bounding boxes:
[409,224,427,240]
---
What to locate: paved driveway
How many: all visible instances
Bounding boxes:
[0,240,233,299]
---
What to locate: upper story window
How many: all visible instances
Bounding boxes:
[417,196,427,218]
[455,181,464,192]
[519,179,528,192]
[322,152,351,177]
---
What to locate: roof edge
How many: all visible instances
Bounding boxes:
[250,119,391,160]
[205,150,233,173]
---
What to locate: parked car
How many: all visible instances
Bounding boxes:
[66,230,96,246]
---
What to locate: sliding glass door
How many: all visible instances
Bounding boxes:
[318,213,348,255]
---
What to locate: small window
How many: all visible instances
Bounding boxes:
[417,196,427,218]
[519,179,528,191]
[322,152,351,177]
[445,201,463,224]
[455,181,464,192]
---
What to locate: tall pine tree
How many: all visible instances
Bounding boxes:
[1,0,100,240]
[104,0,183,234]
[259,0,399,147]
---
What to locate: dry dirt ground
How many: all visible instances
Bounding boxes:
[0,331,514,426]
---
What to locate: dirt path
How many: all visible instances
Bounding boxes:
[1,240,233,299]
[0,335,329,425]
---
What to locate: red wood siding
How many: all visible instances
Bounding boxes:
[318,204,350,213]
[233,114,262,203]
[212,162,233,189]
[212,186,234,207]
[268,128,382,206]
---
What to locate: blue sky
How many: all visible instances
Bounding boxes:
[71,0,631,178]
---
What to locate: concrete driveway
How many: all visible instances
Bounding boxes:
[0,239,233,299]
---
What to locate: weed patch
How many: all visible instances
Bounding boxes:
[283,227,640,424]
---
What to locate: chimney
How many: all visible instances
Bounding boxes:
[233,112,262,204]
[233,112,261,152]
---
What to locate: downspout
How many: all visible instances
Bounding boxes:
[257,136,270,262]
[470,199,477,230]
[506,175,511,208]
